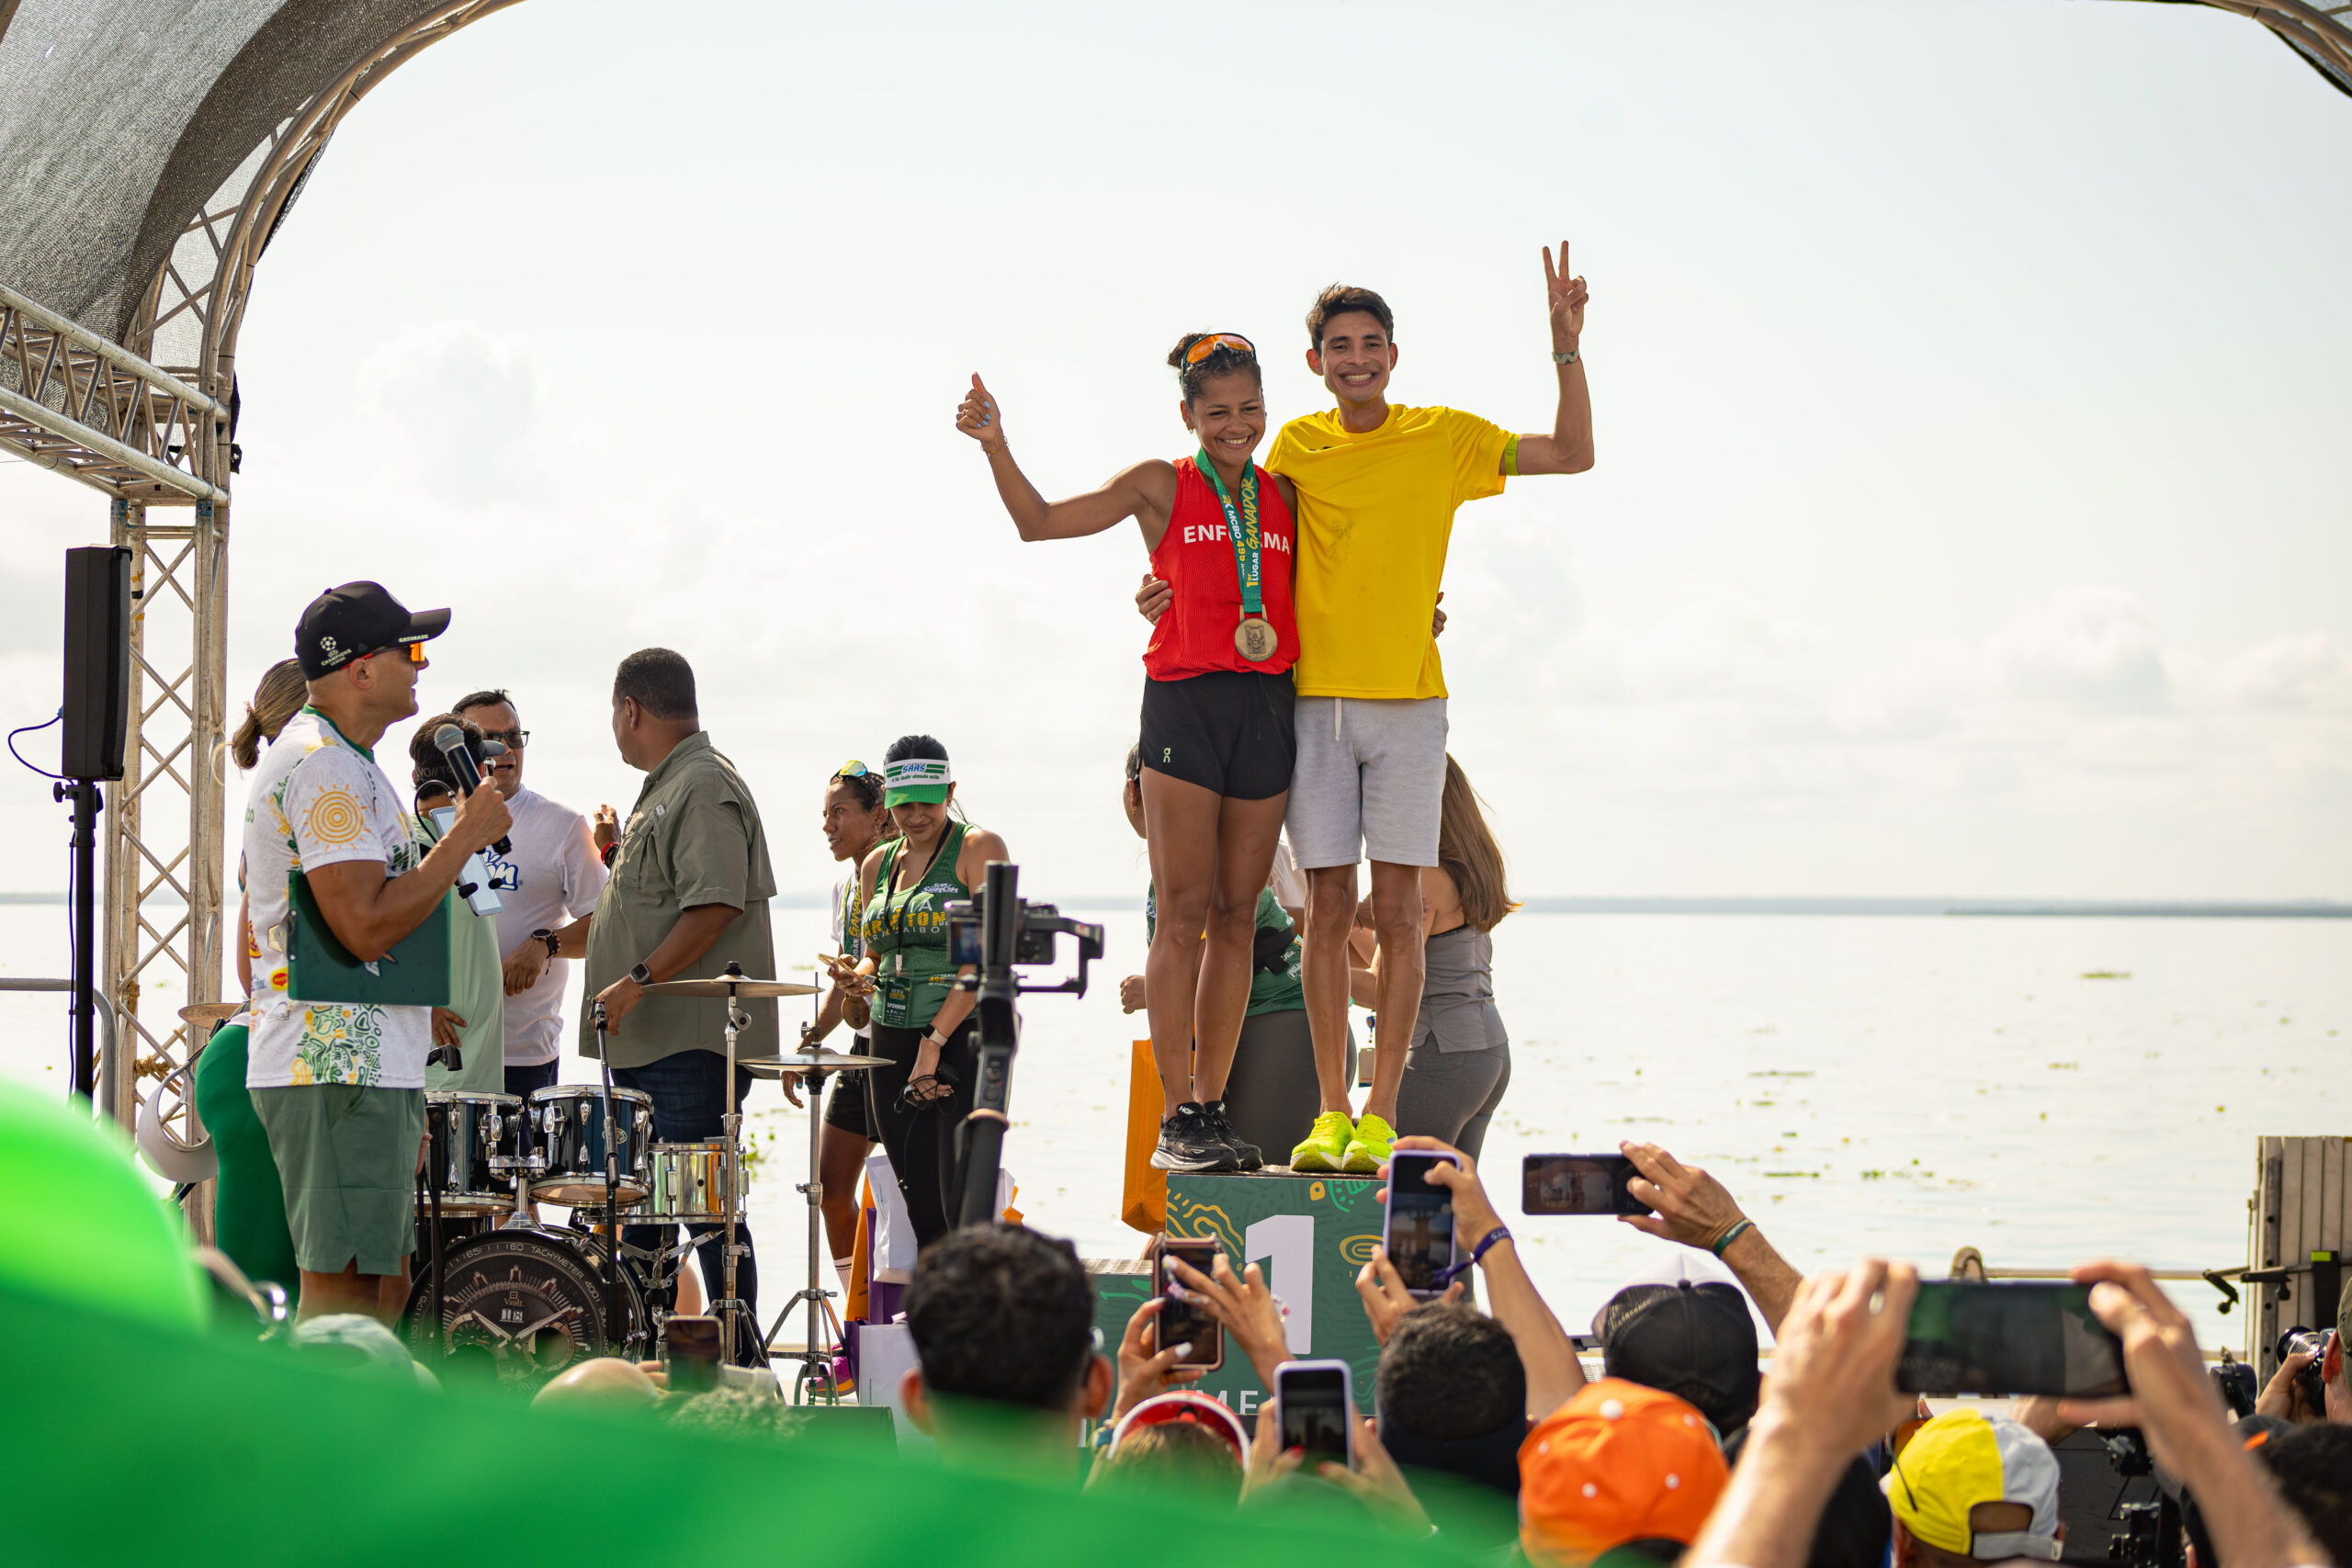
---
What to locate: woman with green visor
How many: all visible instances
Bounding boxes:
[851,734,1010,1245]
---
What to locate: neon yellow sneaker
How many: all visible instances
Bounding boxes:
[1340,1111,1396,1175]
[1288,1111,1354,1173]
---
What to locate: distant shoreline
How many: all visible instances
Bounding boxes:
[17,892,2345,919]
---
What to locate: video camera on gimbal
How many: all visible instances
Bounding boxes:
[942,863,1105,1228]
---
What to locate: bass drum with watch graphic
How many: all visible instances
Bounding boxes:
[398,1227,647,1386]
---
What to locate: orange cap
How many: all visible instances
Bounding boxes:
[1519,1378,1729,1565]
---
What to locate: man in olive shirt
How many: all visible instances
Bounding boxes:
[550,648,777,1350]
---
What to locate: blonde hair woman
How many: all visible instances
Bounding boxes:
[1389,755,1521,1161]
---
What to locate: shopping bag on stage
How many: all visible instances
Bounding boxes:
[1120,1037,1166,1235]
[284,870,450,1007]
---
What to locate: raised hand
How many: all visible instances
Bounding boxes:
[956,373,1006,449]
[1543,241,1588,347]
[1355,1245,1462,1345]
[1112,1295,1203,1421]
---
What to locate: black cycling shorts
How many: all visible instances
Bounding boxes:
[1137,671,1296,801]
[823,1067,873,1139]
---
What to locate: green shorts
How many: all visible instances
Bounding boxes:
[251,1085,424,1277]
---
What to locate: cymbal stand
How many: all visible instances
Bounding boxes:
[714,975,762,1367]
[759,1056,845,1405]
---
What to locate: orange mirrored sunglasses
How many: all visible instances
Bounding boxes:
[362,642,430,665]
[1183,333,1255,365]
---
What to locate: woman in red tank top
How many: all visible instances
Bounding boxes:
[954,334,1296,1177]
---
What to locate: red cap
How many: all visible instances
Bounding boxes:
[1519,1378,1729,1565]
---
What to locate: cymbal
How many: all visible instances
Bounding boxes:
[638,976,820,998]
[177,1001,243,1027]
[738,1049,890,1075]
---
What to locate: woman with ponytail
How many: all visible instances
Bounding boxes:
[955,338,1297,1174]
[192,659,309,1299]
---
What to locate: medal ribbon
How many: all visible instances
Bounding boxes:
[1195,449,1264,618]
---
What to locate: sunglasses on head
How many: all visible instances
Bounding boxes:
[1183,333,1255,365]
[833,760,871,780]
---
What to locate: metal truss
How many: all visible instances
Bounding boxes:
[0,284,226,503]
[2188,1,2352,97]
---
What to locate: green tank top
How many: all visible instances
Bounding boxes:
[860,820,973,1030]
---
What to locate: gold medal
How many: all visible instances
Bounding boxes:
[1235,615,1278,663]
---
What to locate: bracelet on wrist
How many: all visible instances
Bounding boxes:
[1710,1218,1754,1258]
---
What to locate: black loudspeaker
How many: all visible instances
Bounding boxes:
[62,546,132,782]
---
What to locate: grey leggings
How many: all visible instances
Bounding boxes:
[1393,1041,1511,1164]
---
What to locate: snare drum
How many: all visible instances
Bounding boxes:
[639,1141,742,1224]
[423,1092,524,1214]
[529,1085,654,1206]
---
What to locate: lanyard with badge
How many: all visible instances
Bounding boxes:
[1196,450,1278,664]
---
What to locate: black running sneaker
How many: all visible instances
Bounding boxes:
[1198,1100,1262,1171]
[1149,1102,1238,1173]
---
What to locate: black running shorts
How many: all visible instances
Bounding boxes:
[1137,671,1297,800]
[823,1067,872,1139]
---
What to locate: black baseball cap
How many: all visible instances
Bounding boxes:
[295,581,450,679]
[1599,1280,1761,1434]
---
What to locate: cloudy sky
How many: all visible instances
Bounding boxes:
[1,0,2346,902]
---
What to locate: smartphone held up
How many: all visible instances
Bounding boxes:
[1276,1359,1354,1465]
[1383,1150,1461,1299]
[1155,1233,1225,1371]
[1522,1153,1647,1217]
[1898,1281,2130,1397]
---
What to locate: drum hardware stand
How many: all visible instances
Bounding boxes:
[492,1092,546,1232]
[713,966,761,1368]
[592,999,624,1357]
[760,1054,845,1405]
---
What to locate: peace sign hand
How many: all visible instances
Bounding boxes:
[956,373,1006,450]
[1543,241,1588,349]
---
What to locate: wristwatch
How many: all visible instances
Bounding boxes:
[1552,347,1580,365]
[628,962,652,987]
[532,928,559,958]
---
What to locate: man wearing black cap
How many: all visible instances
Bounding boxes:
[243,581,512,1323]
[1598,1277,1762,1437]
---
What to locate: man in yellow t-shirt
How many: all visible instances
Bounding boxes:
[1265,251,1595,1176]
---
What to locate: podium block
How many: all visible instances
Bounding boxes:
[1091,1170,1385,1420]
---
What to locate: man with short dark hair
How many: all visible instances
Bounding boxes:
[545,648,777,1352]
[243,582,511,1322]
[448,686,610,1099]
[1377,1303,1528,1549]
[1599,1276,1762,1437]
[1270,258,1595,1178]
[900,1223,1112,1481]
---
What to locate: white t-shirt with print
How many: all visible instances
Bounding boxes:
[242,708,433,1089]
[475,786,607,1066]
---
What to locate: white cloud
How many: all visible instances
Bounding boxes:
[356,321,542,502]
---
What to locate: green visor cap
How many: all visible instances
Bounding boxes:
[882,756,952,807]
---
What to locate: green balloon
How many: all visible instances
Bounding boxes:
[0,1080,207,1332]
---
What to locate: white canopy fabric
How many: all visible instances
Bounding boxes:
[0,0,450,346]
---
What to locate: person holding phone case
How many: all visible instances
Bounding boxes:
[958,338,1297,1176]
[851,735,1010,1245]
[243,583,512,1325]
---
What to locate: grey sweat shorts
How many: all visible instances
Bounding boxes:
[1286,695,1448,869]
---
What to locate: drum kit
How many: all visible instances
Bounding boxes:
[397,965,889,1396]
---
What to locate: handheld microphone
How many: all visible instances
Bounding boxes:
[433,724,512,855]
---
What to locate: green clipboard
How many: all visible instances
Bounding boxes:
[285,870,452,1008]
